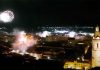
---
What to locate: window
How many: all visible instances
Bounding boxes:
[97,43,99,48]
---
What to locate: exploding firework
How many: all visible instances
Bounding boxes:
[0,10,14,23]
[12,31,37,53]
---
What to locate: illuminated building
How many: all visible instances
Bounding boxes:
[92,26,100,68]
[64,61,90,70]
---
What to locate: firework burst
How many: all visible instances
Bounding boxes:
[12,31,37,53]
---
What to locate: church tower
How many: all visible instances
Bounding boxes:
[92,25,100,68]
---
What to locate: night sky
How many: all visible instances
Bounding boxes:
[0,0,100,31]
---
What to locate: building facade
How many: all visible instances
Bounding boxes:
[64,61,90,70]
[92,26,100,68]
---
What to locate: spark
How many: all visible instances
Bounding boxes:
[85,45,90,54]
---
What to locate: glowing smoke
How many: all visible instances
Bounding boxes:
[12,31,37,53]
[68,31,76,38]
[36,31,51,37]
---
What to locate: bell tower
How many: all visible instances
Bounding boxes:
[92,25,100,68]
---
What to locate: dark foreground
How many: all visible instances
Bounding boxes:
[1,53,100,70]
[0,53,64,70]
